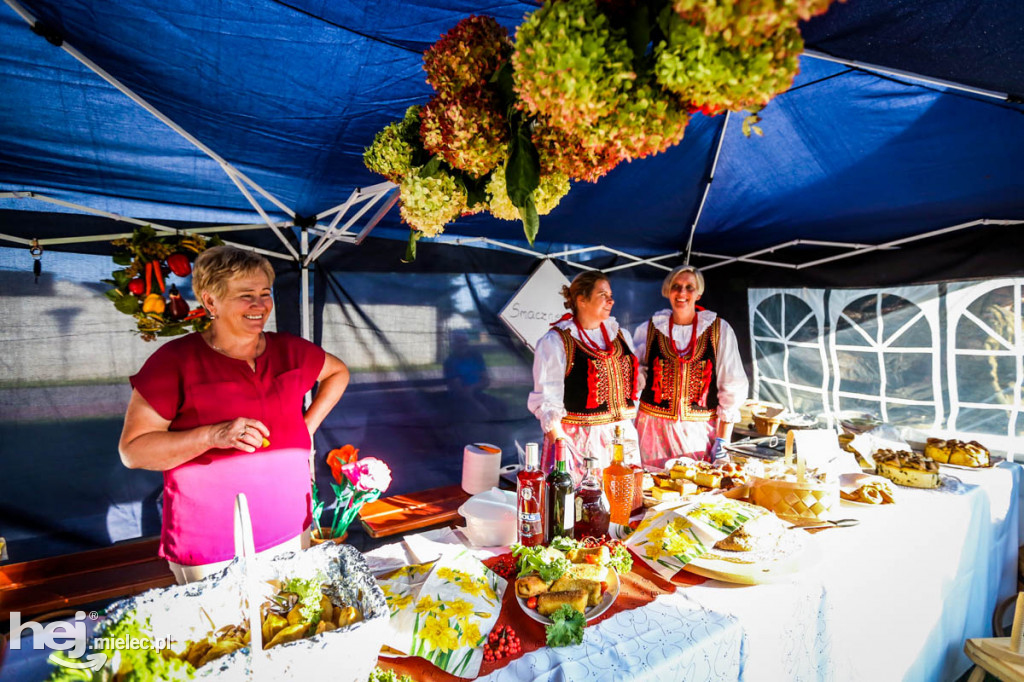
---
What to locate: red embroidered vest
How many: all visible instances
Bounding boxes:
[555,327,638,426]
[639,317,720,421]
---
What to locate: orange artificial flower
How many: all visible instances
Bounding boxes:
[326,445,359,484]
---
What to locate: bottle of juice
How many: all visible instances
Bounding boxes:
[603,426,635,526]
[575,456,610,539]
[517,442,545,546]
[546,439,575,540]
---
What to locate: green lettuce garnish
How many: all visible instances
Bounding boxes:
[545,604,585,648]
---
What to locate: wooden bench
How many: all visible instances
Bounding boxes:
[358,484,471,539]
[1,537,174,622]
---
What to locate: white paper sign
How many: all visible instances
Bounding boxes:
[499,259,571,351]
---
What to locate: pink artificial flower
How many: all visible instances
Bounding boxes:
[341,457,393,493]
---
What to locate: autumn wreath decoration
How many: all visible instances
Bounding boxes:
[363,0,838,256]
[103,226,223,341]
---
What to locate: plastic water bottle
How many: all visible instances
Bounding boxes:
[710,438,728,463]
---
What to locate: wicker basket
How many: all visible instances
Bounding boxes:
[749,432,838,523]
[753,413,783,435]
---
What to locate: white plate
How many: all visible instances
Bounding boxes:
[516,568,620,624]
[684,532,820,585]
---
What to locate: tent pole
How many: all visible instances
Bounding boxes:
[355,190,400,244]
[684,112,730,265]
[803,49,1011,102]
[306,190,389,264]
[223,170,300,260]
[300,227,311,343]
[0,191,292,258]
[796,219,1022,269]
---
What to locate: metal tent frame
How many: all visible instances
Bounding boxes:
[2,0,1021,336]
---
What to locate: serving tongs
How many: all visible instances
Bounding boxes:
[724,435,785,460]
[788,518,860,531]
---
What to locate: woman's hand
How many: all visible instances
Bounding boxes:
[303,352,350,437]
[545,423,567,444]
[208,417,270,453]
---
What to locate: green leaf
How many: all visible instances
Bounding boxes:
[112,253,133,266]
[491,60,517,113]
[545,604,585,647]
[113,294,140,314]
[402,229,423,263]
[111,270,131,287]
[517,196,540,246]
[505,129,540,208]
[418,155,442,179]
[103,288,123,302]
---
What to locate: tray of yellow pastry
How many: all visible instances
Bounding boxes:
[643,460,752,507]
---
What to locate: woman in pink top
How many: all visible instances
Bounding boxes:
[119,246,349,583]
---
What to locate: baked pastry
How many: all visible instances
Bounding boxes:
[537,589,588,616]
[924,438,990,467]
[713,513,787,552]
[550,577,602,607]
[840,477,895,504]
[515,574,551,598]
[874,449,940,489]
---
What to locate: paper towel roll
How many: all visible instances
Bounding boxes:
[462,443,502,494]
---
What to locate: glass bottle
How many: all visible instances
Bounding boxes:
[546,439,575,541]
[517,442,546,546]
[575,456,611,539]
[603,426,635,526]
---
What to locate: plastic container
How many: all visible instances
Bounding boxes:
[458,488,517,547]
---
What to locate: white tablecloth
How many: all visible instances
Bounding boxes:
[481,461,1020,682]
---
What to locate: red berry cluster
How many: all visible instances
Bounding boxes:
[485,552,517,581]
[482,624,521,662]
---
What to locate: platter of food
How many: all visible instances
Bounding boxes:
[682,514,821,585]
[512,541,630,625]
[839,473,896,506]
[516,564,619,624]
[923,437,1000,470]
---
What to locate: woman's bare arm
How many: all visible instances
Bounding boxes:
[119,389,268,470]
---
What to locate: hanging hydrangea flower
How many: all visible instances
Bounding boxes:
[485,164,571,220]
[363,106,423,183]
[602,76,690,161]
[398,170,467,237]
[420,85,509,178]
[423,15,513,93]
[512,0,637,135]
[532,122,623,183]
[654,10,803,112]
[672,0,833,47]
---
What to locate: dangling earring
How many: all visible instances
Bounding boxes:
[205,308,216,321]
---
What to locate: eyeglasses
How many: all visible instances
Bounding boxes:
[670,283,699,293]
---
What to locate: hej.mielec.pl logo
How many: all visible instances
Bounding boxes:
[7,610,169,671]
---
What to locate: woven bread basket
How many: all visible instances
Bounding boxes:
[752,413,783,436]
[749,432,838,523]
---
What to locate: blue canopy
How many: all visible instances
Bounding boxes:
[1,0,1023,258]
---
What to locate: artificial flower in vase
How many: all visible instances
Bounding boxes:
[311,445,393,543]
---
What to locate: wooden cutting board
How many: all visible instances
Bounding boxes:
[358,484,471,538]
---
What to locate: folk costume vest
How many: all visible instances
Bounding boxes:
[555,326,638,426]
[639,317,721,422]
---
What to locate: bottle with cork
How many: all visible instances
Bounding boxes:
[603,425,635,526]
[516,442,545,546]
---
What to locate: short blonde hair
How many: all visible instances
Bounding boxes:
[662,265,705,298]
[560,271,610,315]
[192,245,275,301]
